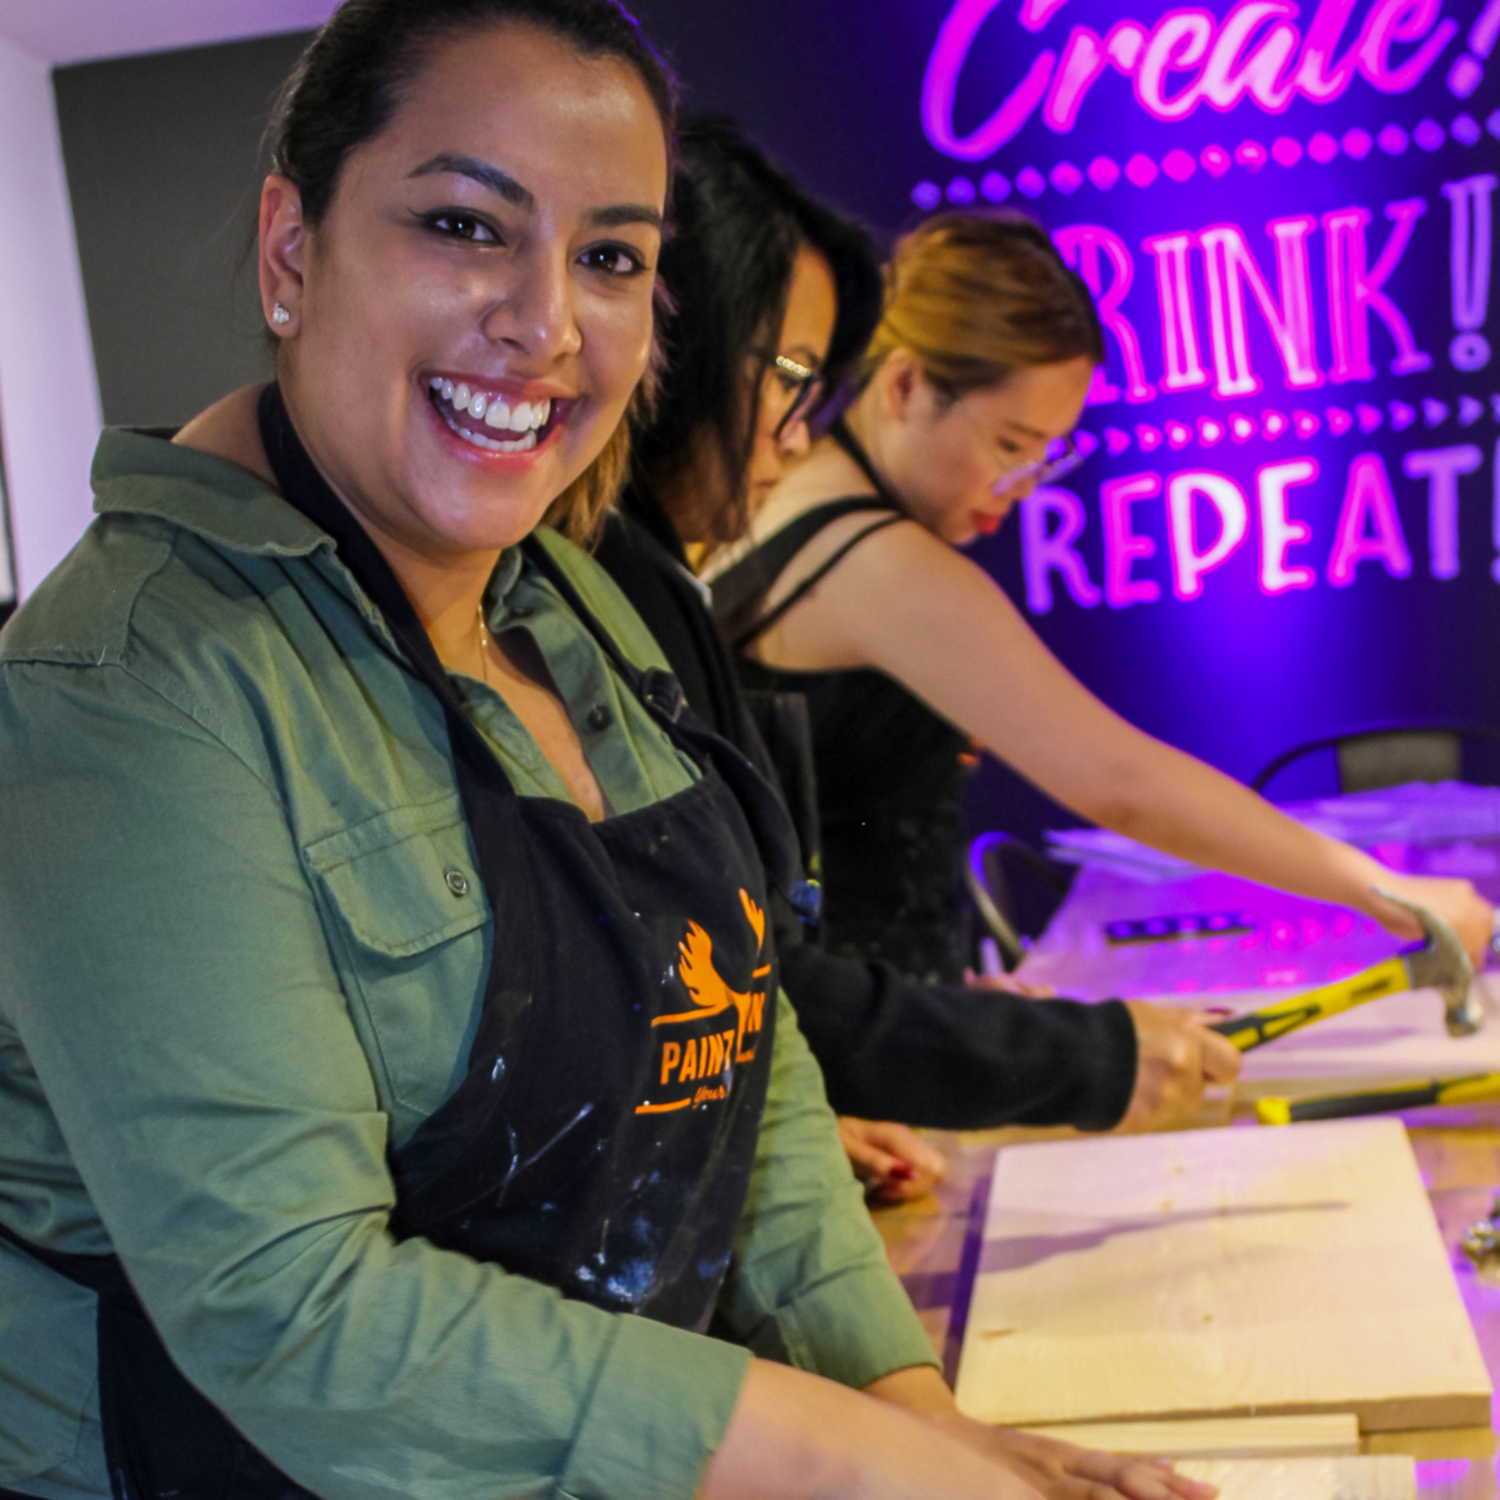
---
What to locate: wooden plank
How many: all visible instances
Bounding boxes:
[954,1120,1490,1432]
[1174,1456,1415,1500]
[1016,1413,1361,1459]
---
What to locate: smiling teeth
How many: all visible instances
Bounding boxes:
[430,376,551,433]
[430,378,551,452]
[457,424,538,453]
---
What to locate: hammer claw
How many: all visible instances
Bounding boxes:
[1374,888,1479,1038]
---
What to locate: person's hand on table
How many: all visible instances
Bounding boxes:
[1116,1002,1242,1132]
[964,1426,1214,1500]
[703,1360,1217,1500]
[703,1360,1051,1500]
[837,1117,947,1202]
[861,1367,1217,1500]
[1365,874,1493,969]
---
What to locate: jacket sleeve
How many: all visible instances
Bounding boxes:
[715,992,940,1387]
[777,924,1138,1132]
[0,661,749,1500]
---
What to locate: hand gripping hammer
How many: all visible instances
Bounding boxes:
[1207,890,1480,1053]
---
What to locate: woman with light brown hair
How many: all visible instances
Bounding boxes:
[710,210,1493,985]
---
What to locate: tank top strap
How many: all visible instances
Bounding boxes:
[712,497,902,650]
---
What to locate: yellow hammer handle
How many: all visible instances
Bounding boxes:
[1257,1072,1500,1124]
[1210,955,1409,1051]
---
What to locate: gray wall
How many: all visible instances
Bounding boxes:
[54,31,311,427]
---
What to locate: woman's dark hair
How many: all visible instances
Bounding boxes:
[266,0,677,228]
[633,116,883,549]
[263,0,678,542]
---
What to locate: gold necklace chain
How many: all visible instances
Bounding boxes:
[475,603,494,688]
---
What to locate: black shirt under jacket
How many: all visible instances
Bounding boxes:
[592,484,1138,1133]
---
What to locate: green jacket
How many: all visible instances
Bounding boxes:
[0,431,936,1500]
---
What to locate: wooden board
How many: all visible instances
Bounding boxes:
[1017,1414,1361,1459]
[954,1119,1490,1432]
[1174,1457,1414,1500]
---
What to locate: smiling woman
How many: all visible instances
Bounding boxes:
[0,7,1211,1500]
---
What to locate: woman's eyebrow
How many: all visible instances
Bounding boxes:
[405,156,658,232]
[1000,416,1049,441]
[589,203,664,231]
[408,153,535,210]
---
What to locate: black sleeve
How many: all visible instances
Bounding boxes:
[778,931,1138,1133]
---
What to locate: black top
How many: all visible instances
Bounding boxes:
[710,429,974,984]
[594,481,1136,1132]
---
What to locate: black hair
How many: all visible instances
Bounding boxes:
[266,0,678,229]
[633,116,883,548]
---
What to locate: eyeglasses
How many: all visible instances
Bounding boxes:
[953,397,1087,496]
[755,351,826,441]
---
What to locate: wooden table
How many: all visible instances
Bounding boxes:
[874,811,1500,1497]
[875,1111,1500,1499]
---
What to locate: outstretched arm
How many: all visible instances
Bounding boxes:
[778,937,1138,1129]
[704,998,1212,1500]
[751,518,1493,962]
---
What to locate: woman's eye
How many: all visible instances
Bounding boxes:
[423,211,500,244]
[579,244,646,277]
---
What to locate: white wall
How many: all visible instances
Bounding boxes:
[0,29,103,600]
[0,0,334,67]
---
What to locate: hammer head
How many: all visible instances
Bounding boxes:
[1374,888,1481,1037]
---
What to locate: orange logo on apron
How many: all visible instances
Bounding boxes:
[636,890,771,1115]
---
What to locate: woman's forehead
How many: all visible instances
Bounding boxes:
[965,358,1092,433]
[348,25,669,203]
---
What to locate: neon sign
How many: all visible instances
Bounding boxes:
[910,0,1500,783]
[1023,438,1500,609]
[923,0,1463,160]
[1056,193,1441,412]
[1014,157,1499,615]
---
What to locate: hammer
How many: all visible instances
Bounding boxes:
[1257,1072,1500,1125]
[1207,890,1480,1052]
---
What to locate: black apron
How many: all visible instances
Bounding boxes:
[0,387,815,1500]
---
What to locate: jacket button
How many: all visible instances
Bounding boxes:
[444,868,470,898]
[587,704,613,732]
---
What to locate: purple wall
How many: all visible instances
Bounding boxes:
[638,0,1500,811]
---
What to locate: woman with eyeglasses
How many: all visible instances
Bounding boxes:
[599,122,1242,1206]
[710,211,1493,985]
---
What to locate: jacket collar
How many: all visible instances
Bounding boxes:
[92,426,531,615]
[91,428,331,558]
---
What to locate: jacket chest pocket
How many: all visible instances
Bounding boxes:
[305,797,490,1123]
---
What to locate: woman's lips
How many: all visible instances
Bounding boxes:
[973,511,1004,536]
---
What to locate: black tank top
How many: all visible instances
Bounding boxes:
[711,427,974,984]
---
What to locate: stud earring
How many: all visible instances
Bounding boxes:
[271,303,291,326]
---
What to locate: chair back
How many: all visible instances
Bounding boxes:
[1253,722,1500,797]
